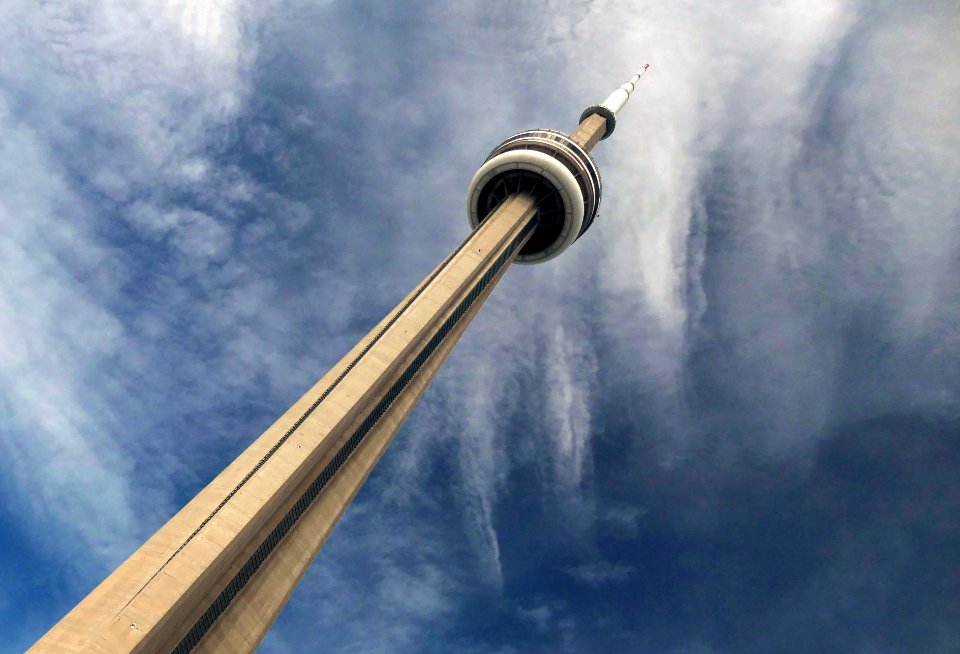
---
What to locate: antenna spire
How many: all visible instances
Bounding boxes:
[578,65,649,142]
[604,64,650,116]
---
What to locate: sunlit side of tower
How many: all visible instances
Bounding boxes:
[30,68,648,654]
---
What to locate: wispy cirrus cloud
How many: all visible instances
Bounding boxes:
[0,0,270,571]
[566,560,635,586]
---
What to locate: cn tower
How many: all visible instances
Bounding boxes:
[31,68,648,654]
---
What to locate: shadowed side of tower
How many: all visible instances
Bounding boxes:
[29,70,646,654]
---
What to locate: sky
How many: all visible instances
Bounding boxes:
[1,0,959,652]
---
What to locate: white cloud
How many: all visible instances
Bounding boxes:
[127,203,231,262]
[517,603,553,630]
[603,505,648,538]
[544,322,596,490]
[567,561,636,586]
[0,95,141,566]
[0,0,268,569]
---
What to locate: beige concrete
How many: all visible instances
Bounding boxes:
[190,235,516,654]
[570,113,607,152]
[30,193,537,654]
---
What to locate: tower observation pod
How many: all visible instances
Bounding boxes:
[467,65,648,262]
[29,69,647,654]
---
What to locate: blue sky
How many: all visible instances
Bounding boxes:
[2,1,959,652]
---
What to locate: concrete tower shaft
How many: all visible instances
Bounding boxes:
[29,70,645,654]
[30,194,539,654]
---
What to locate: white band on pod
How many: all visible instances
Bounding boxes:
[466,149,585,264]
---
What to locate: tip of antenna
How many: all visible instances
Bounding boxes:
[628,66,650,84]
